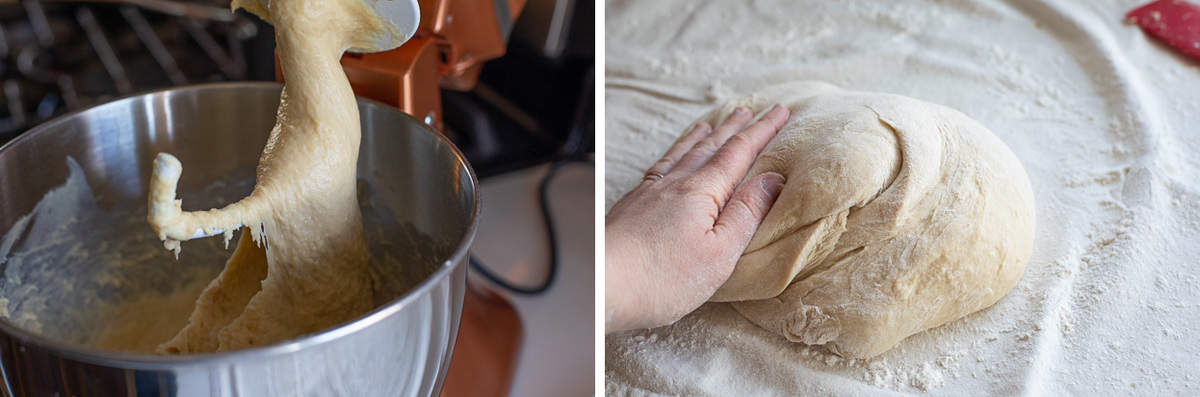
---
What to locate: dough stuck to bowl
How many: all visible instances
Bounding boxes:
[705,81,1036,359]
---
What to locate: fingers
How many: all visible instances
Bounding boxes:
[693,104,790,192]
[645,123,711,180]
[672,106,756,173]
[710,106,757,143]
[711,172,786,245]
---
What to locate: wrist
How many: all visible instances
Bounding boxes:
[604,228,642,333]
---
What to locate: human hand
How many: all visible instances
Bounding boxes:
[605,104,791,332]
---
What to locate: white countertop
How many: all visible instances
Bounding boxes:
[604,0,1200,395]
[469,161,595,397]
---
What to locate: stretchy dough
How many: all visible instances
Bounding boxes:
[146,0,388,352]
[706,82,1035,359]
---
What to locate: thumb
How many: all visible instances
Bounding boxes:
[712,172,786,245]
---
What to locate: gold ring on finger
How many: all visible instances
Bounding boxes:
[642,171,665,182]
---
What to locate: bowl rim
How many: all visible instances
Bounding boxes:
[0,81,480,368]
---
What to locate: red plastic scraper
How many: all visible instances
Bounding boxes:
[1126,0,1200,61]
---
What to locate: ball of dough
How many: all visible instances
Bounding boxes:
[703,81,1035,359]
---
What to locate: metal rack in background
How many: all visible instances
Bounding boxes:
[0,0,275,142]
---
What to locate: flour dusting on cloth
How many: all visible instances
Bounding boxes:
[604,0,1200,395]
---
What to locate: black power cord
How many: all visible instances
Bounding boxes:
[468,155,589,295]
[468,63,592,296]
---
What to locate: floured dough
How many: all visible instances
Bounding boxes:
[705,81,1035,359]
[146,0,388,352]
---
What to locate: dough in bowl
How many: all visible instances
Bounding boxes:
[704,81,1035,359]
[145,0,386,352]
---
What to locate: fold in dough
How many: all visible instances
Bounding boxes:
[706,81,1035,359]
[146,0,386,353]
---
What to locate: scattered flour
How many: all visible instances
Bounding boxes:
[604,0,1200,395]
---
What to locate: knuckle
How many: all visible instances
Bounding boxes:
[730,197,759,220]
[745,189,774,219]
[719,116,744,129]
[692,138,719,154]
[699,190,726,216]
[683,146,716,164]
[725,132,753,148]
[683,174,724,195]
[676,182,724,213]
[667,182,691,197]
[702,161,737,182]
[668,181,701,202]
[649,158,673,173]
[661,179,696,200]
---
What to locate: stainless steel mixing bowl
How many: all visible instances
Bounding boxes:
[0,82,478,396]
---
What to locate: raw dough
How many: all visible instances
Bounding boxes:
[146,0,389,352]
[706,81,1035,359]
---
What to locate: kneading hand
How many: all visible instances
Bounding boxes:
[606,104,791,332]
